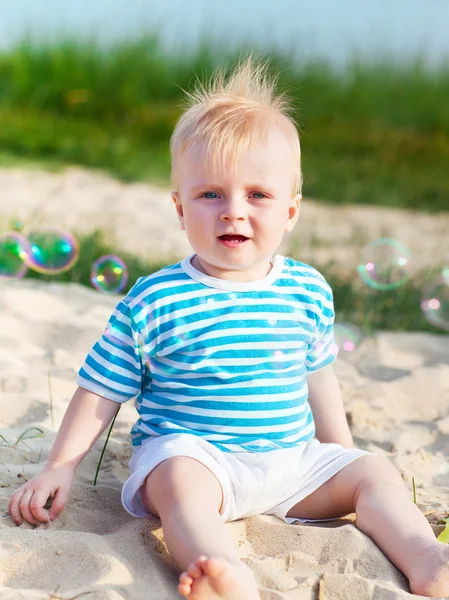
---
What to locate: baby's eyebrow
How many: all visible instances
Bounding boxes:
[192,183,273,192]
[191,184,218,191]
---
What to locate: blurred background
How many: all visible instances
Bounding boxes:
[0,0,448,334]
[2,0,449,67]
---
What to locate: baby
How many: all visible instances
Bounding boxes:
[8,55,449,599]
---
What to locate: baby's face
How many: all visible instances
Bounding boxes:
[172,124,301,282]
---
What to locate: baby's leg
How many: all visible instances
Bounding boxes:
[351,457,449,598]
[287,455,449,598]
[141,456,260,600]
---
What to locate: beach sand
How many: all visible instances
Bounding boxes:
[0,166,448,599]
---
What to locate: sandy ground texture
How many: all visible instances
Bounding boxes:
[0,166,448,600]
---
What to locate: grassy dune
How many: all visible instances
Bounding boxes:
[0,34,448,210]
[1,34,448,332]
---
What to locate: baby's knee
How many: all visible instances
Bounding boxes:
[141,456,223,518]
[356,455,407,493]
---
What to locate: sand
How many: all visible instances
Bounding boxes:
[0,166,448,600]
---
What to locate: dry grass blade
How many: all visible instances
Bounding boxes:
[13,427,45,447]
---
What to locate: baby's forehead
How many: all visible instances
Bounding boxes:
[172,112,300,194]
[181,126,296,175]
[179,158,284,193]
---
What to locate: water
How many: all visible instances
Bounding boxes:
[1,0,449,67]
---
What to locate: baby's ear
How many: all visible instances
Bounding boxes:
[171,192,185,227]
[292,192,302,208]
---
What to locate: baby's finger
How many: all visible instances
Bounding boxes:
[18,490,40,526]
[29,489,51,523]
[8,488,25,525]
[48,486,69,521]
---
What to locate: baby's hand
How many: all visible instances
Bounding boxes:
[8,462,75,526]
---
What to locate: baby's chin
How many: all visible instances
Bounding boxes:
[193,255,274,280]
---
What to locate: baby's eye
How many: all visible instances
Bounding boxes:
[201,192,267,199]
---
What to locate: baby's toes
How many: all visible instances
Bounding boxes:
[177,582,191,597]
[187,561,203,579]
[178,573,193,597]
[199,556,228,578]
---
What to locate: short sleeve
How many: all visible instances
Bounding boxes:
[305,277,338,373]
[77,297,144,403]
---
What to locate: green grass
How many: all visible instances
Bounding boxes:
[15,227,446,334]
[1,34,448,333]
[0,34,448,211]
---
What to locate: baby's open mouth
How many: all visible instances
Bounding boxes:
[218,234,249,241]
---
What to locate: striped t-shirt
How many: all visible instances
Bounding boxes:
[77,254,338,452]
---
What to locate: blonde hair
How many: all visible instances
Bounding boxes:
[170,53,302,196]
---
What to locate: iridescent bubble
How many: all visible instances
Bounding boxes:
[420,268,449,331]
[358,238,411,291]
[90,255,128,293]
[25,228,79,274]
[0,232,31,279]
[334,323,362,353]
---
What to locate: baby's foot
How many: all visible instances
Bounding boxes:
[409,542,449,598]
[178,555,261,600]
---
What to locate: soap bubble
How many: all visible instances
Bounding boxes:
[334,323,362,353]
[358,238,411,291]
[420,267,449,331]
[90,255,128,293]
[25,228,79,274]
[0,232,31,279]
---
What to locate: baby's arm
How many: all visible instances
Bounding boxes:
[8,386,119,525]
[307,364,354,448]
[45,386,120,469]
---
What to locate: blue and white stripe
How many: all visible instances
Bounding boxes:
[77,255,337,452]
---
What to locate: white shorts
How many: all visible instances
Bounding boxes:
[121,433,373,524]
